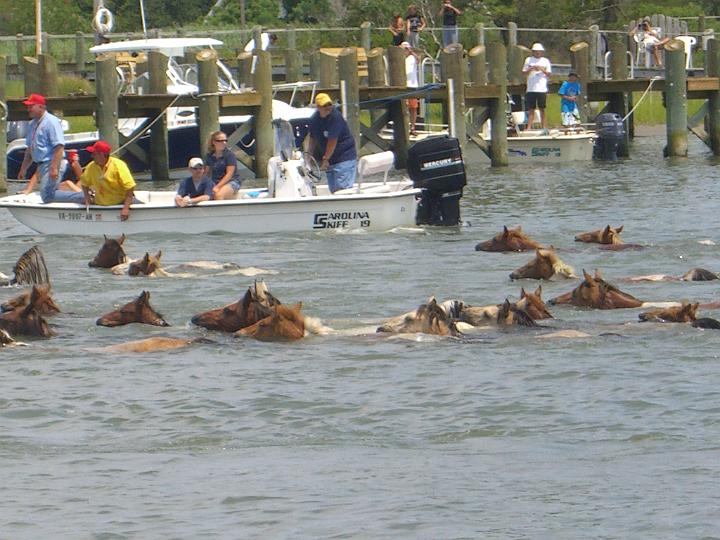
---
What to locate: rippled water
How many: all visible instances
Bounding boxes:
[2,136,720,539]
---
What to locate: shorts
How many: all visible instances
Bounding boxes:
[525,92,547,110]
[407,98,419,109]
[327,159,357,193]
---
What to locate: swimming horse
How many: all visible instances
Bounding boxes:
[455,286,553,326]
[0,286,54,337]
[236,303,307,342]
[550,269,643,309]
[96,291,170,327]
[191,281,281,332]
[639,301,698,323]
[574,225,643,251]
[621,268,719,283]
[509,248,576,280]
[496,299,538,327]
[376,297,461,336]
[0,246,51,286]
[88,234,128,268]
[475,226,543,252]
[1,284,60,317]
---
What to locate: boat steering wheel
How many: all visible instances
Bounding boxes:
[301,153,322,183]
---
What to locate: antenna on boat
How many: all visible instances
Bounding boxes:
[139,0,148,38]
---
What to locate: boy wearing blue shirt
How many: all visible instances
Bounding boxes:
[559,72,581,127]
[175,157,214,207]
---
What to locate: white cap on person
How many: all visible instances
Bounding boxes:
[188,157,204,168]
[531,43,545,52]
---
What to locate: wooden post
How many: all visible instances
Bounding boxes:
[318,51,337,89]
[149,50,169,181]
[609,41,627,80]
[254,50,273,178]
[707,39,720,156]
[361,22,372,52]
[588,25,599,79]
[42,33,50,57]
[198,49,219,155]
[367,47,385,125]
[95,53,119,150]
[236,52,253,88]
[16,34,24,71]
[0,56,6,193]
[665,39,688,157]
[569,42,589,122]
[39,54,59,98]
[252,26,262,52]
[309,51,320,82]
[474,23,485,47]
[699,15,706,34]
[608,41,628,156]
[487,42,508,167]
[23,56,40,95]
[508,22,517,47]
[287,26,297,50]
[468,45,487,85]
[440,44,466,152]
[388,45,409,168]
[508,44,527,85]
[285,49,302,82]
[338,48,360,145]
[75,32,85,74]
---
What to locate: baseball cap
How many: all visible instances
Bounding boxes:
[315,93,333,107]
[86,140,112,154]
[400,41,411,49]
[188,157,204,168]
[531,43,545,52]
[23,93,46,106]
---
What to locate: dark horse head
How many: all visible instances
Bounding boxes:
[236,303,306,342]
[475,225,543,252]
[97,290,170,327]
[128,251,163,276]
[89,234,128,268]
[550,269,643,309]
[191,281,281,333]
[0,286,54,337]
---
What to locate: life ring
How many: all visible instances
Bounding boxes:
[93,7,114,35]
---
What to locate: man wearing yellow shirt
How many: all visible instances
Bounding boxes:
[80,140,136,221]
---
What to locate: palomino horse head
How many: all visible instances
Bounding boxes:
[681,268,718,281]
[191,281,280,333]
[509,248,576,280]
[0,287,54,337]
[639,301,698,323]
[97,290,170,327]
[475,226,543,252]
[550,269,643,309]
[128,251,162,276]
[89,234,128,268]
[516,286,553,319]
[574,225,624,245]
[236,303,306,342]
[377,297,460,336]
[496,299,538,327]
[1,284,60,316]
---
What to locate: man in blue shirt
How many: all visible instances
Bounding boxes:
[558,72,582,127]
[307,93,357,193]
[18,93,83,203]
[175,157,214,207]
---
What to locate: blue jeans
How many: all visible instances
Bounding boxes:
[39,160,84,204]
[327,159,357,193]
[443,26,459,47]
[408,32,420,49]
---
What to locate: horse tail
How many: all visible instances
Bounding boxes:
[552,259,577,279]
[12,246,51,286]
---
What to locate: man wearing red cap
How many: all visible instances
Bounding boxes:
[18,93,83,203]
[80,140,137,221]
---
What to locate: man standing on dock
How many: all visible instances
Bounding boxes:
[522,43,552,132]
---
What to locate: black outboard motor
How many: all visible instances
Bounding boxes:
[593,113,625,161]
[407,136,466,226]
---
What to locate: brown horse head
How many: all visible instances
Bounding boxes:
[97,290,170,327]
[1,284,60,316]
[128,250,162,276]
[0,289,54,337]
[89,234,128,268]
[475,226,542,252]
[516,285,553,319]
[236,303,306,342]
[509,248,575,280]
[377,297,460,336]
[574,225,624,244]
[639,301,698,323]
[191,281,280,332]
[497,299,538,327]
[681,268,718,281]
[550,269,643,309]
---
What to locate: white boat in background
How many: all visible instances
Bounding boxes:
[467,128,596,164]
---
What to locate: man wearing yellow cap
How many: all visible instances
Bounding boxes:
[307,93,357,193]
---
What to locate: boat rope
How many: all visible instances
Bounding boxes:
[112,94,183,156]
[0,100,7,122]
[623,76,661,122]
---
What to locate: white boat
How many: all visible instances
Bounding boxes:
[466,128,596,164]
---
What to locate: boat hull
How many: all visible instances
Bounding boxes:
[0,185,420,236]
[467,132,595,164]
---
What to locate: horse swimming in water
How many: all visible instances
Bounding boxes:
[496,299,538,327]
[639,301,698,323]
[0,286,54,337]
[236,303,307,342]
[509,248,576,280]
[377,297,461,336]
[96,290,170,327]
[1,284,60,317]
[89,234,128,268]
[574,225,643,251]
[475,226,543,252]
[457,286,553,326]
[127,251,165,277]
[0,246,51,287]
[622,268,719,283]
[191,281,280,333]
[550,269,643,309]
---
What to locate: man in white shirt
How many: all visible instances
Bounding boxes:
[400,42,420,135]
[522,43,552,131]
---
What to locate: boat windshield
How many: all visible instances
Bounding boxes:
[273,119,297,161]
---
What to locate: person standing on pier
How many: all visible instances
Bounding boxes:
[405,5,426,49]
[522,43,552,132]
[389,14,406,46]
[307,93,358,193]
[437,0,461,47]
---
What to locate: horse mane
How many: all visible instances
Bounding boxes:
[12,246,51,286]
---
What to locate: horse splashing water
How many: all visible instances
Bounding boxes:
[96,291,170,327]
[475,226,543,252]
[550,269,643,309]
[509,248,576,280]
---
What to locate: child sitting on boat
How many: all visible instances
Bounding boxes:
[175,158,213,207]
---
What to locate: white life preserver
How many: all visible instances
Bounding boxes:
[93,7,114,35]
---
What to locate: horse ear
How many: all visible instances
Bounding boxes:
[502,225,509,237]
[616,225,624,234]
[119,233,126,244]
[156,250,162,260]
[503,298,511,308]
[142,252,150,263]
[582,269,592,280]
[520,287,527,298]
[140,290,150,303]
[103,234,108,241]
[534,285,542,297]
[291,302,303,312]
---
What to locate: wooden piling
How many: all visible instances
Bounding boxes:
[236,52,253,89]
[338,48,360,145]
[197,49,219,155]
[508,45,528,85]
[440,44,466,152]
[287,26,297,50]
[39,54,59,98]
[16,34,24,71]
[608,40,629,156]
[285,49,302,82]
[707,39,720,156]
[468,45,487,85]
[75,32,85,74]
[252,26,262,52]
[487,42,508,167]
[309,51,320,82]
[254,50,273,178]
[95,54,119,150]
[149,50,169,181]
[367,47,386,124]
[387,45,410,168]
[0,56,6,193]
[588,25,599,79]
[23,57,40,96]
[361,22,372,52]
[474,23,485,47]
[665,39,688,157]
[318,51,337,88]
[508,22,518,47]
[569,41,589,122]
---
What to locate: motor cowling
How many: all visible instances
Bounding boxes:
[407,136,466,226]
[593,113,625,161]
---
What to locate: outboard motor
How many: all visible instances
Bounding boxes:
[593,113,625,161]
[267,119,314,198]
[407,136,466,226]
